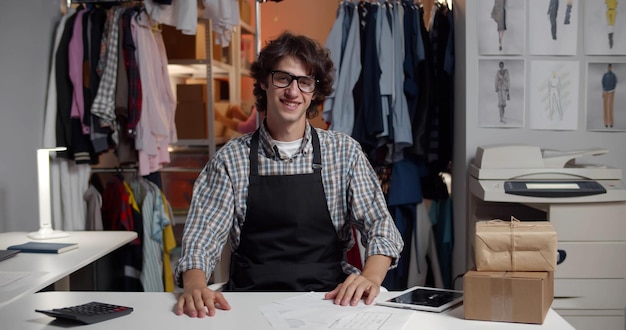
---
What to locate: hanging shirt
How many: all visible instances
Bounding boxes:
[132,12,177,176]
[145,0,197,35]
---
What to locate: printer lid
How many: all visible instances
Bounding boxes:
[470,144,622,180]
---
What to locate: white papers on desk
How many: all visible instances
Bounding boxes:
[0,271,46,291]
[260,292,413,330]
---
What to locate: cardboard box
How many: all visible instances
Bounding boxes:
[174,101,233,140]
[463,270,553,324]
[475,219,557,271]
[162,23,206,60]
[175,102,207,139]
[177,84,207,103]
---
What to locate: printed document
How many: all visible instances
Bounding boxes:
[0,271,42,291]
[260,292,413,330]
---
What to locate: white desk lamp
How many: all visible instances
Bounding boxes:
[28,147,69,240]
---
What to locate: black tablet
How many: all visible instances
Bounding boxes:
[376,286,463,313]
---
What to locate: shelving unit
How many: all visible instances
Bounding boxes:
[165,18,222,155]
[161,0,259,220]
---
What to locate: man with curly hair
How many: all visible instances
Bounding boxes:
[174,32,403,318]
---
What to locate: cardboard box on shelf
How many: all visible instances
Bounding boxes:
[175,102,207,140]
[181,78,230,103]
[177,84,207,103]
[463,270,553,324]
[475,218,557,271]
[162,23,206,60]
[175,102,229,140]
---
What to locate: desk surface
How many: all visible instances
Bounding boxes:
[0,231,137,308]
[0,291,575,329]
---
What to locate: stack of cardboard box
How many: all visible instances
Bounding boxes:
[464,218,557,324]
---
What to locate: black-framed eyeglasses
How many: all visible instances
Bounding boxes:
[270,70,318,93]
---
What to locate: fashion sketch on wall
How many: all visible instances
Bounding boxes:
[586,62,625,131]
[529,60,579,130]
[529,0,578,55]
[584,0,626,55]
[477,0,525,55]
[477,59,525,127]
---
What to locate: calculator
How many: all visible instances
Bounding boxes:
[35,301,133,324]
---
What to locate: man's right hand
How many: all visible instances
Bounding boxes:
[174,269,231,317]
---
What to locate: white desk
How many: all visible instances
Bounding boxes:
[0,231,137,308]
[0,291,575,329]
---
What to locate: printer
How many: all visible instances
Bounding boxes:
[469,144,626,203]
[466,144,626,327]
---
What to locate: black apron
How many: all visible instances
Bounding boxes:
[226,128,346,291]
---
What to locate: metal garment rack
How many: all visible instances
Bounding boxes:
[90,167,201,173]
[90,167,138,173]
[70,0,139,2]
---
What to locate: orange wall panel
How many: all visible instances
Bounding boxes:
[259,0,338,46]
[259,0,338,128]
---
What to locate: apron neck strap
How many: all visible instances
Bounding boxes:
[310,128,322,174]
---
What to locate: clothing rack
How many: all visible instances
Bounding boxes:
[71,0,140,2]
[67,0,143,11]
[90,167,201,173]
[90,167,138,173]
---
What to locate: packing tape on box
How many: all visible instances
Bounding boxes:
[491,274,513,321]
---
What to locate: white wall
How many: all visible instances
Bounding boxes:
[452,0,626,288]
[451,0,468,289]
[0,1,60,232]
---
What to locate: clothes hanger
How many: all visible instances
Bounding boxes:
[135,8,162,33]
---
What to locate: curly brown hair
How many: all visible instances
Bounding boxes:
[250,31,335,119]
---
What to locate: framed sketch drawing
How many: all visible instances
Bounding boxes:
[529,60,579,130]
[477,0,525,55]
[529,0,578,55]
[477,59,525,127]
[583,0,626,55]
[586,62,626,131]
